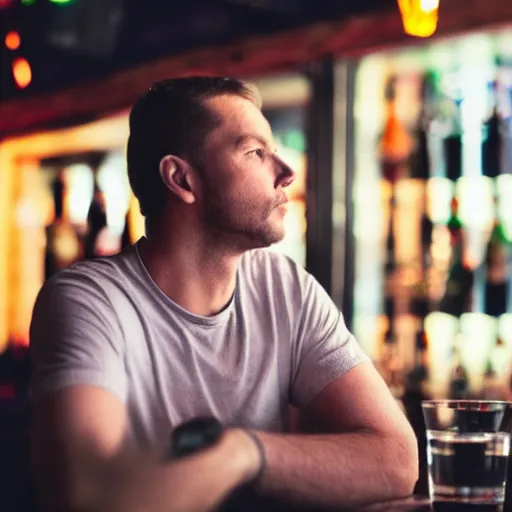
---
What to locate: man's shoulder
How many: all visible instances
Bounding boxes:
[31,250,140,339]
[40,248,135,300]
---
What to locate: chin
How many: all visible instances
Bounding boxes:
[223,218,286,251]
[241,227,284,250]
[259,225,286,248]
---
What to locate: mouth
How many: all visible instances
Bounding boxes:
[275,201,288,215]
[275,194,288,210]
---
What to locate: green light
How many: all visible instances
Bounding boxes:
[49,0,75,4]
[21,0,37,5]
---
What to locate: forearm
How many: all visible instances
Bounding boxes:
[101,433,251,512]
[38,430,258,512]
[254,429,418,509]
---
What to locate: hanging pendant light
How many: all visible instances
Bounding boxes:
[397,0,440,38]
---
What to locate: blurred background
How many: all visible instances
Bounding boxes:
[0,0,512,508]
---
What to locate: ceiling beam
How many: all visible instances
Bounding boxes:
[0,0,511,138]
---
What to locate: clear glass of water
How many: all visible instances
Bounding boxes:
[422,400,512,511]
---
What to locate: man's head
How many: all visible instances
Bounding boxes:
[127,76,295,250]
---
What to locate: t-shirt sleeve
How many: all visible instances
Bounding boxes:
[290,273,369,408]
[29,270,127,402]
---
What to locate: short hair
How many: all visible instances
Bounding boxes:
[127,76,260,219]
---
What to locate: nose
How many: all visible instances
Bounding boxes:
[273,154,296,189]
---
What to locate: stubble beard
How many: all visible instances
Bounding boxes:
[203,184,285,251]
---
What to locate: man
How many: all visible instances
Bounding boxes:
[30,77,418,512]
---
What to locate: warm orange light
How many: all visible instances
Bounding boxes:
[5,31,20,50]
[12,57,32,88]
[397,0,439,38]
[0,112,131,352]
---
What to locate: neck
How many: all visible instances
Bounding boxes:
[138,225,242,317]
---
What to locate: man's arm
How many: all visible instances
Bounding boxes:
[251,361,418,509]
[32,385,261,512]
[29,271,262,512]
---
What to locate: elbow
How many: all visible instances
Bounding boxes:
[386,425,419,499]
[391,457,419,499]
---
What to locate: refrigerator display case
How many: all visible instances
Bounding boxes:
[349,27,512,399]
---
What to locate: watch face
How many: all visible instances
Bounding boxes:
[171,417,223,459]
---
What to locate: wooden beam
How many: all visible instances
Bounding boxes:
[0,0,511,137]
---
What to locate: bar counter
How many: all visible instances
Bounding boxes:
[358,497,430,511]
[226,495,432,511]
[358,497,505,511]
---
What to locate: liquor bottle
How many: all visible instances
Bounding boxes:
[410,72,432,181]
[443,98,463,183]
[51,169,65,222]
[440,203,474,318]
[385,213,395,275]
[449,344,469,399]
[482,80,502,179]
[45,169,82,277]
[380,75,413,184]
[418,188,433,298]
[380,326,394,388]
[84,181,107,259]
[405,329,429,394]
[444,107,462,181]
[44,171,66,279]
[484,223,509,318]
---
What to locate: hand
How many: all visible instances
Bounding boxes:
[221,429,264,485]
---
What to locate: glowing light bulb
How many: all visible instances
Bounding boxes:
[12,57,32,89]
[397,0,440,38]
[5,31,20,50]
[420,0,439,11]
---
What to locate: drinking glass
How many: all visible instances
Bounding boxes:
[422,400,512,511]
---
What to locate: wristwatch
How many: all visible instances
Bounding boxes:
[169,417,224,459]
[166,417,266,489]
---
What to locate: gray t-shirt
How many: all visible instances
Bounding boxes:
[30,240,368,450]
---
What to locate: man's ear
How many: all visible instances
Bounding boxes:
[159,155,196,205]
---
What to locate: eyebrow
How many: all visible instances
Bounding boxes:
[234,134,270,150]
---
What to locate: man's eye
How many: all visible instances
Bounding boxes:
[250,149,265,159]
